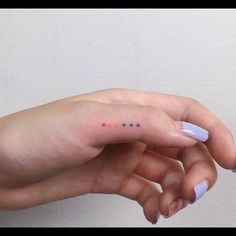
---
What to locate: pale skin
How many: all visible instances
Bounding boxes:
[0,88,235,224]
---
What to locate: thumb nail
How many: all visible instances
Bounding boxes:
[177,121,209,142]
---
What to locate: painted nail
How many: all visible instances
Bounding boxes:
[193,180,209,202]
[164,198,184,218]
[152,211,161,224]
[178,121,209,142]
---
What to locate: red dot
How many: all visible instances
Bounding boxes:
[102,123,106,126]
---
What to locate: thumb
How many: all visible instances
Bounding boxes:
[82,102,209,148]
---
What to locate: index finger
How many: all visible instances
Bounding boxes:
[66,88,236,169]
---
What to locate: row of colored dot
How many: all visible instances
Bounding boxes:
[102,123,140,127]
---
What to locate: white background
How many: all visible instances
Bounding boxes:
[0,9,236,227]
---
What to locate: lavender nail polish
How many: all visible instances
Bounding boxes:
[179,121,209,142]
[194,181,209,202]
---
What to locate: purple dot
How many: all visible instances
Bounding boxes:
[129,123,133,127]
[136,124,140,127]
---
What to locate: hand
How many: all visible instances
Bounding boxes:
[0,88,234,224]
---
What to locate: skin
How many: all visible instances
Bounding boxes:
[0,88,234,224]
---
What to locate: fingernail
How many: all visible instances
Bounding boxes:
[178,121,209,142]
[193,180,209,202]
[165,198,184,218]
[152,211,161,224]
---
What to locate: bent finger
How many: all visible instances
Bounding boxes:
[118,173,161,224]
[179,143,217,202]
[134,149,186,218]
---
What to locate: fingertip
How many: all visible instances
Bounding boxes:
[180,143,218,203]
[181,177,212,203]
[158,187,183,218]
[207,126,236,169]
[142,195,159,224]
[158,192,169,216]
[214,149,236,170]
[149,211,161,224]
[193,180,209,202]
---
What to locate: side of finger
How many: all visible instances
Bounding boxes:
[67,88,236,169]
[79,101,207,150]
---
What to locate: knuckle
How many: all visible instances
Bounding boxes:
[142,105,163,125]
[105,88,134,103]
[186,97,202,108]
[183,97,205,119]
[168,162,182,173]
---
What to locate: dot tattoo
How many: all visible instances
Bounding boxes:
[101,122,140,128]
